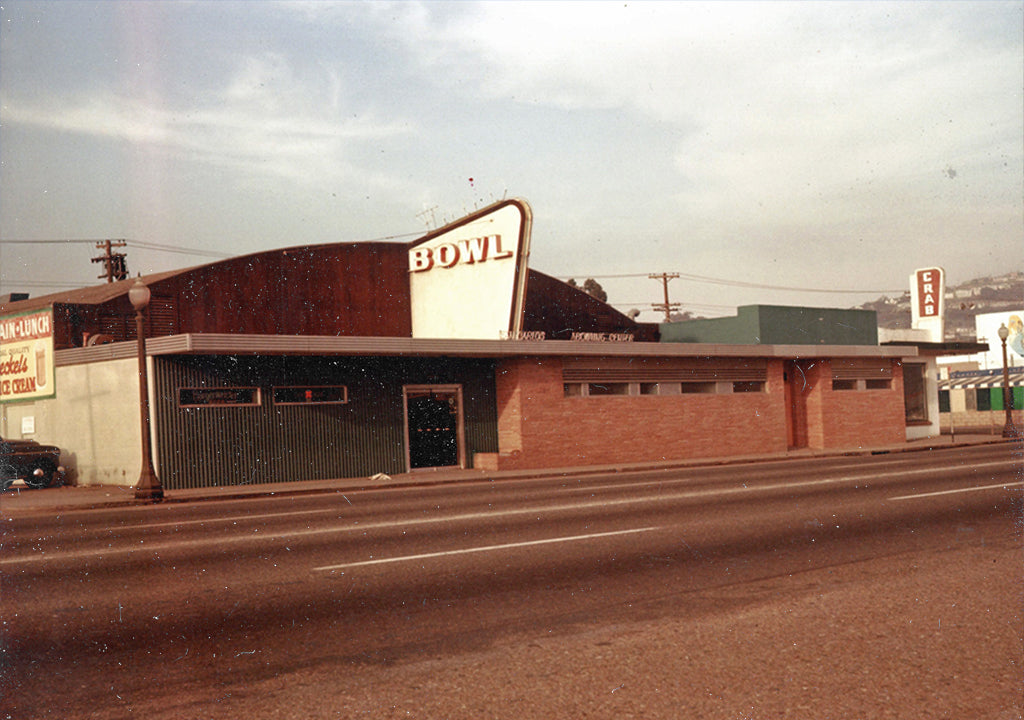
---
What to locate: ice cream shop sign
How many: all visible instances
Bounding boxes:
[0,308,56,402]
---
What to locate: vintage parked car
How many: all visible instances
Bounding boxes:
[1,437,65,490]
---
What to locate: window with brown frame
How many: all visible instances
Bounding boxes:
[178,387,261,408]
[272,386,348,406]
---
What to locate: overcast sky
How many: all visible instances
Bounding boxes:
[2,1,1021,320]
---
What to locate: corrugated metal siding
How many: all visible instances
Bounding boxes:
[154,355,498,490]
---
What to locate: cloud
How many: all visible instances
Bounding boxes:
[381,1,1021,215]
[1,51,411,185]
[1,0,1019,304]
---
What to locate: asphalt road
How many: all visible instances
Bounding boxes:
[1,443,1021,719]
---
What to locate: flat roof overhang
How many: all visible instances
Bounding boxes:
[55,333,916,367]
[882,340,989,357]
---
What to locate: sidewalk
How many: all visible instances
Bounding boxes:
[2,432,1016,516]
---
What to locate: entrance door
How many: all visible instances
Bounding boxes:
[784,361,810,449]
[404,385,464,470]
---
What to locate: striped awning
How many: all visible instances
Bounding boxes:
[940,367,1024,390]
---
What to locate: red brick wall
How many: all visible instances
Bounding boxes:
[493,355,907,470]
[818,360,906,449]
[494,357,788,470]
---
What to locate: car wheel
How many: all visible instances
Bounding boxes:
[25,462,56,489]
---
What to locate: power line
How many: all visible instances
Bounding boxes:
[126,240,232,259]
[2,232,429,293]
[1,238,114,244]
[558,271,902,295]
[0,280,94,289]
[1,237,230,259]
[2,230,425,259]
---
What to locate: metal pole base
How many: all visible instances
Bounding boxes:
[135,472,165,502]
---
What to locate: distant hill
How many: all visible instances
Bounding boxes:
[856,271,1023,341]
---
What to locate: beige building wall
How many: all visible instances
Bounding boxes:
[0,357,149,486]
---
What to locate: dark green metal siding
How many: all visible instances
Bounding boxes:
[659,307,761,344]
[659,305,878,346]
[153,355,498,489]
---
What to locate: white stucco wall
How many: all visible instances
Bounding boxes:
[905,356,941,440]
[0,357,152,486]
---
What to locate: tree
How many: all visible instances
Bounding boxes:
[565,277,608,303]
[581,278,607,303]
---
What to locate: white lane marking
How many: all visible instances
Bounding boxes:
[889,481,1024,501]
[1,477,861,564]
[116,459,1021,531]
[137,507,347,529]
[592,459,1019,494]
[312,526,661,572]
[3,459,1017,568]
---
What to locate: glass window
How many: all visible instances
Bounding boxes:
[273,386,348,405]
[588,382,630,396]
[564,383,584,397]
[976,388,992,412]
[179,387,261,408]
[902,364,926,421]
[680,382,718,394]
[641,382,681,395]
[733,381,766,393]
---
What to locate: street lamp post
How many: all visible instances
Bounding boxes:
[130,278,164,502]
[997,323,1019,439]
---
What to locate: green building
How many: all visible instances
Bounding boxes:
[660,305,879,346]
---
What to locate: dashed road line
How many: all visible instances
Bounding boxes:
[889,481,1024,501]
[312,526,661,572]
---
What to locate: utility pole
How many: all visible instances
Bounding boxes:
[92,240,129,282]
[649,272,681,322]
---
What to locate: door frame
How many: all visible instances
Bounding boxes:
[402,384,466,471]
[784,360,810,450]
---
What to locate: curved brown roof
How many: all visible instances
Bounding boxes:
[3,241,656,348]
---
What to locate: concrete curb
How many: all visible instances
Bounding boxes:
[2,435,1017,516]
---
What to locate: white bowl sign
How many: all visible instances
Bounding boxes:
[409,199,532,339]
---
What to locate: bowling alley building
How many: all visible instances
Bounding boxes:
[0,200,914,489]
